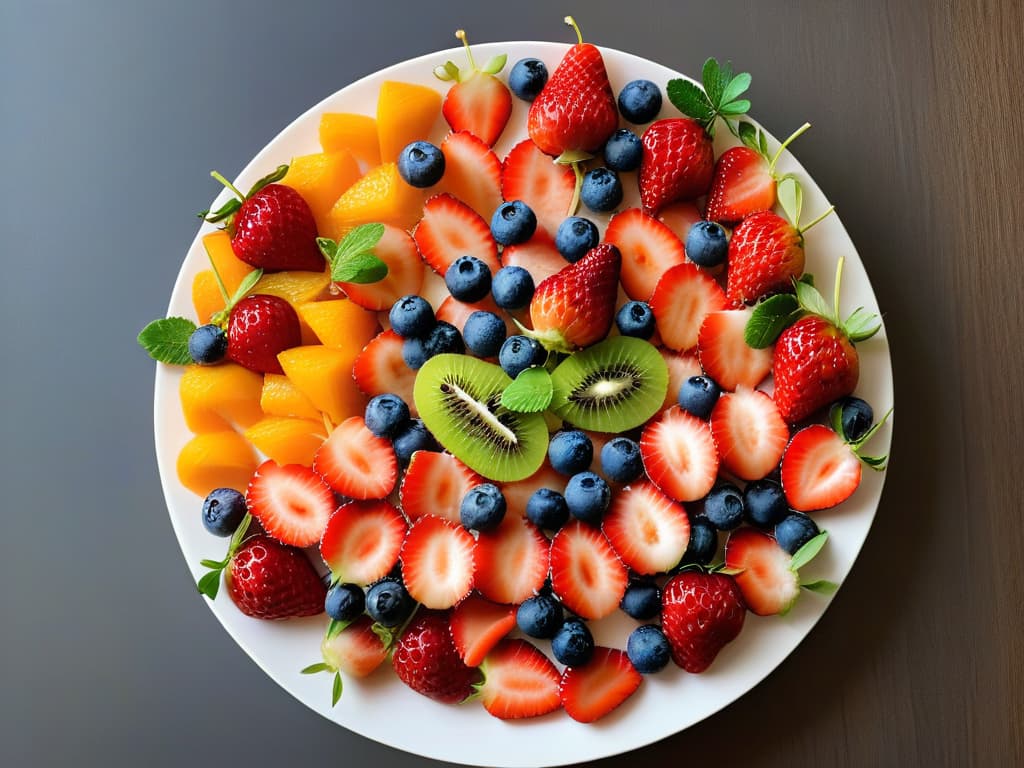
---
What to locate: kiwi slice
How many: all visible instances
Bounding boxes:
[414,354,548,482]
[550,337,668,432]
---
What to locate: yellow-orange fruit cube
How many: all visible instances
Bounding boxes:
[282,151,361,233]
[323,163,425,241]
[203,230,252,294]
[297,299,379,350]
[319,113,381,167]
[260,374,322,420]
[245,417,328,467]
[277,345,367,426]
[376,81,442,163]
[176,430,258,497]
[179,363,265,433]
[252,270,331,305]
[192,270,225,324]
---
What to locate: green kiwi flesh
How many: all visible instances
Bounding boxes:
[549,337,668,432]
[414,354,548,482]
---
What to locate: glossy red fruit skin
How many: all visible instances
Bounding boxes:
[639,119,714,214]
[231,183,323,272]
[726,210,804,306]
[392,610,480,703]
[224,535,326,620]
[661,571,746,673]
[226,294,301,374]
[773,315,860,424]
[527,43,617,157]
[704,146,775,224]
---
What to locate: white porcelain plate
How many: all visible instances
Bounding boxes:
[155,41,894,768]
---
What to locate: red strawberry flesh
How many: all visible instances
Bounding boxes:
[725,527,800,616]
[319,500,406,585]
[549,520,628,620]
[781,424,862,511]
[400,515,476,609]
[710,388,789,481]
[559,647,642,723]
[245,459,335,548]
[603,482,691,575]
[640,406,720,502]
[313,416,397,500]
[224,534,325,620]
[661,571,745,673]
[479,638,562,720]
[449,594,517,667]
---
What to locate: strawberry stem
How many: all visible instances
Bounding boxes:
[567,162,584,217]
[799,205,835,236]
[564,15,583,45]
[455,29,477,72]
[768,122,811,175]
[210,170,246,202]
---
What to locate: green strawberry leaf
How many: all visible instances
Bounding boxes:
[329,223,388,284]
[744,294,801,348]
[137,317,197,365]
[794,279,832,320]
[501,368,554,413]
[790,530,829,572]
[702,58,725,105]
[332,671,343,706]
[777,175,803,228]
[246,164,289,197]
[228,268,263,306]
[433,60,460,81]
[843,307,882,342]
[721,72,752,106]
[719,99,751,116]
[859,453,889,470]
[199,558,227,569]
[326,617,353,640]
[481,54,507,75]
[301,662,332,675]
[371,622,396,648]
[197,569,221,600]
[666,79,714,123]
[798,273,815,288]
[199,197,242,223]
[738,121,759,151]
[802,579,839,595]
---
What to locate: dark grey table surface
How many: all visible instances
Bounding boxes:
[3,1,1022,766]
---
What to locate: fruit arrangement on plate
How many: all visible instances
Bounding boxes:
[142,16,892,756]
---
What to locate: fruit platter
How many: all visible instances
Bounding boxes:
[145,18,893,767]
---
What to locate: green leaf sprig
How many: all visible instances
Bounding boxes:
[196,513,253,600]
[317,223,389,284]
[666,58,753,138]
[500,368,554,413]
[198,164,289,227]
[433,29,507,83]
[829,404,894,471]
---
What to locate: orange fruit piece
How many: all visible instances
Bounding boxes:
[282,151,361,233]
[319,113,381,167]
[245,416,328,467]
[296,299,379,350]
[277,345,367,426]
[323,163,425,240]
[252,270,331,306]
[180,363,265,433]
[177,430,258,497]
[260,373,322,420]
[376,81,442,163]
[203,230,252,294]
[192,270,224,324]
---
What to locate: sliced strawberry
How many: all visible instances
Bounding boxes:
[314,416,397,499]
[353,329,418,415]
[400,515,476,609]
[436,294,514,338]
[780,424,862,511]
[245,460,335,548]
[697,309,774,391]
[657,201,703,244]
[559,647,642,723]
[501,227,566,286]
[604,208,687,302]
[501,139,576,237]
[435,132,503,222]
[649,261,728,351]
[705,145,775,225]
[450,594,517,667]
[500,461,565,518]
[640,406,720,502]
[400,450,482,524]
[602,482,690,575]
[473,515,549,604]
[549,520,628,620]
[478,639,561,719]
[442,64,512,147]
[710,388,789,481]
[336,224,424,311]
[320,615,389,677]
[724,527,800,616]
[659,348,702,412]
[414,192,500,276]
[320,499,405,584]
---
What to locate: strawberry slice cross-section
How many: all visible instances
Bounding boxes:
[319,500,406,586]
[400,515,476,609]
[710,387,789,481]
[245,459,335,548]
[414,193,500,276]
[400,450,482,525]
[549,520,628,620]
[559,646,642,723]
[477,638,562,720]
[313,416,398,500]
[502,139,576,237]
[602,482,691,575]
[449,594,517,667]
[640,406,720,502]
[473,515,549,605]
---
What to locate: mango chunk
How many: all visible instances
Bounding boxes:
[297,299,379,351]
[282,151,361,234]
[260,373,322,421]
[251,270,331,305]
[179,363,265,433]
[323,163,425,241]
[376,81,442,163]
[203,230,252,294]
[245,416,328,467]
[177,431,258,497]
[192,270,224,324]
[277,345,367,426]
[319,113,381,167]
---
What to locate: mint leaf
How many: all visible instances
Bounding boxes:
[501,368,553,413]
[790,531,829,571]
[333,252,389,284]
[666,79,713,123]
[330,223,388,284]
[336,223,385,262]
[719,99,751,116]
[138,317,196,365]
[197,569,221,600]
[744,294,800,348]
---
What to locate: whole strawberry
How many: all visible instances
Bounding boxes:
[222,535,326,620]
[640,59,752,214]
[661,570,746,673]
[227,294,301,374]
[392,610,480,703]
[772,256,881,423]
[435,30,512,147]
[529,242,621,352]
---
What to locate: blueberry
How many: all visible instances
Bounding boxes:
[423,321,465,357]
[703,483,745,530]
[460,483,507,532]
[743,479,789,528]
[620,578,661,620]
[324,582,365,622]
[499,335,546,378]
[626,625,671,673]
[600,437,643,484]
[491,266,535,310]
[508,57,548,101]
[774,513,820,555]
[831,396,874,442]
[397,141,445,188]
[565,471,611,525]
[389,295,435,339]
[491,200,537,246]
[681,515,718,565]
[615,300,656,339]
[516,593,564,639]
[392,419,438,464]
[603,128,643,172]
[618,79,662,124]
[445,256,492,302]
[402,337,428,370]
[188,324,228,365]
[364,394,410,438]
[678,375,721,419]
[548,430,594,476]
[526,488,570,531]
[201,487,247,537]
[463,311,507,358]
[685,221,729,267]
[554,216,600,263]
[580,167,623,213]
[365,577,414,627]
[551,618,594,667]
